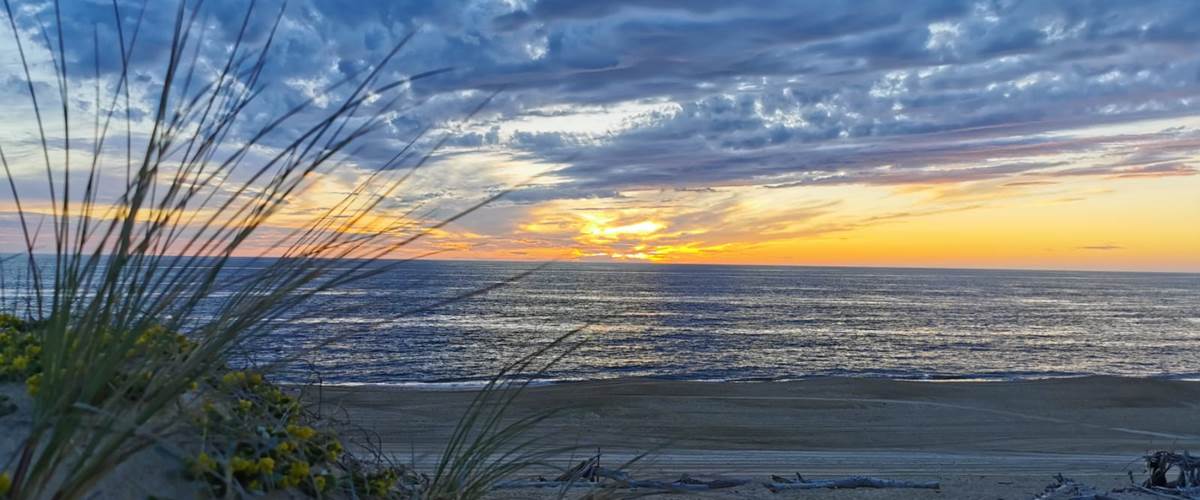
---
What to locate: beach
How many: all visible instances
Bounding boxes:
[318,376,1200,498]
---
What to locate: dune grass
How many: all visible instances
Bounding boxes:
[425,329,584,499]
[0,1,560,498]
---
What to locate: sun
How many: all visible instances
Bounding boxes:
[579,214,666,243]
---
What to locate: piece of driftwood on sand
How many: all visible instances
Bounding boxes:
[497,462,750,490]
[1033,474,1115,500]
[763,473,939,492]
[1130,451,1200,499]
[1145,452,1200,488]
[494,454,750,491]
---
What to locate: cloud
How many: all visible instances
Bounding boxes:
[1048,161,1199,178]
[3,0,1200,268]
[1079,245,1123,251]
[7,0,1200,198]
[763,162,1069,189]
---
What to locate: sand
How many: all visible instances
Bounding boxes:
[0,384,205,500]
[6,376,1197,498]
[317,376,1200,499]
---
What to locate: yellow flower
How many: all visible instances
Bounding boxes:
[231,456,255,474]
[248,479,261,491]
[238,399,252,412]
[257,457,276,474]
[287,425,316,440]
[275,442,293,453]
[325,440,343,461]
[248,372,263,386]
[220,371,240,387]
[174,334,193,351]
[370,479,388,495]
[24,345,39,357]
[0,471,11,496]
[190,452,217,476]
[25,373,41,396]
[11,356,27,371]
[198,452,216,469]
[314,475,327,491]
[287,461,309,481]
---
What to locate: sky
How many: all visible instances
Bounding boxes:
[0,0,1198,272]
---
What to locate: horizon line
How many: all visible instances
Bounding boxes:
[7,252,1197,275]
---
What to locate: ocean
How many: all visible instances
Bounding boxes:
[4,257,1197,385]
[232,260,1200,386]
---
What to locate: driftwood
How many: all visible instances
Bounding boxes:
[1034,474,1115,500]
[556,454,602,483]
[625,474,750,491]
[495,470,749,491]
[494,474,749,491]
[496,454,748,492]
[1131,451,1200,499]
[1146,452,1200,489]
[1130,486,1200,500]
[764,473,938,492]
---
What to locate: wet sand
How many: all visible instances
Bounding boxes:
[318,376,1200,498]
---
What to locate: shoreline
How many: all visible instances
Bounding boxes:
[296,372,1200,391]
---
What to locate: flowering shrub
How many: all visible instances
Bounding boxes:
[0,315,31,499]
[0,316,199,400]
[186,369,418,497]
[1,315,419,499]
[0,314,40,396]
[187,369,346,496]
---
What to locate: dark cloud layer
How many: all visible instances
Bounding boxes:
[4,0,1200,200]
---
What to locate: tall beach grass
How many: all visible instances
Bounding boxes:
[0,0,559,497]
